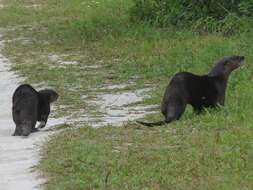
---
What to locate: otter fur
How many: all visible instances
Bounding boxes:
[12,84,58,136]
[137,55,245,127]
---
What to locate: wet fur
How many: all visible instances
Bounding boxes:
[137,56,244,127]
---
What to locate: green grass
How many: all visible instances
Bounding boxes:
[1,0,253,189]
[40,125,253,190]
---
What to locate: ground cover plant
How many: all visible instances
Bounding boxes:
[130,0,253,34]
[0,0,253,189]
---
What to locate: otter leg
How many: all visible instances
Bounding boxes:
[165,99,186,123]
[216,95,225,106]
[37,121,46,128]
[31,128,39,132]
[37,114,48,128]
[31,120,38,133]
[12,128,18,136]
[193,105,204,114]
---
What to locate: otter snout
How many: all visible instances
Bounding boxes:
[238,55,245,62]
[237,55,245,66]
[229,55,245,70]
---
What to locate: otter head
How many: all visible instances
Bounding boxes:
[208,55,245,78]
[48,90,59,103]
[39,89,59,103]
[224,55,245,71]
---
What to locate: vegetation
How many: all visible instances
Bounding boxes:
[131,0,253,34]
[0,0,253,189]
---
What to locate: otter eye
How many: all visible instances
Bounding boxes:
[224,61,229,66]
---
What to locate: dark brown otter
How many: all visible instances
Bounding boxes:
[12,84,58,136]
[137,55,245,127]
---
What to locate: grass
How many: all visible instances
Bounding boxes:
[0,0,253,189]
[40,125,253,190]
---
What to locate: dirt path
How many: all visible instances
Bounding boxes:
[0,35,64,190]
[0,27,155,188]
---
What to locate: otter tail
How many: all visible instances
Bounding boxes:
[136,120,167,127]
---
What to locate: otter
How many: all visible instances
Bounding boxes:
[137,55,245,127]
[12,84,38,136]
[12,84,58,136]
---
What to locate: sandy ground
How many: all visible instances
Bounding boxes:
[0,35,64,190]
[0,27,155,188]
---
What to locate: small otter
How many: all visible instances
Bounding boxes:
[137,55,245,127]
[12,84,58,136]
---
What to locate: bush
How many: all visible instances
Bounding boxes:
[130,0,253,33]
